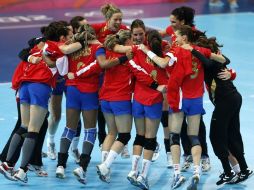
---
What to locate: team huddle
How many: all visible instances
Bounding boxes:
[0,3,253,190]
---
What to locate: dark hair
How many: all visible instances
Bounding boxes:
[146,30,163,57]
[131,19,146,32]
[176,25,205,43]
[70,16,86,32]
[171,6,195,27]
[43,21,71,41]
[196,37,223,53]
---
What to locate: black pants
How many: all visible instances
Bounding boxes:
[0,101,48,166]
[181,116,208,157]
[210,92,245,163]
[97,105,106,146]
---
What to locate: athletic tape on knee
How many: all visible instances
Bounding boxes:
[117,133,131,145]
[169,132,180,146]
[144,137,157,151]
[84,128,97,145]
[133,134,145,147]
[189,135,200,147]
[61,127,76,141]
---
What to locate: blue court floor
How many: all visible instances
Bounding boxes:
[1,11,254,190]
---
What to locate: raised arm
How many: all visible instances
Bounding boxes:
[139,44,176,68]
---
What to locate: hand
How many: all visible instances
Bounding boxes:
[126,50,133,60]
[29,56,42,64]
[217,68,231,80]
[138,44,149,53]
[73,31,86,42]
[181,44,193,51]
[156,85,167,93]
[67,72,75,79]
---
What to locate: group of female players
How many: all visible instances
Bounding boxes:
[0,3,252,190]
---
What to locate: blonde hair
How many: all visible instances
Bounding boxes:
[101,3,122,20]
[104,29,131,50]
[70,24,97,60]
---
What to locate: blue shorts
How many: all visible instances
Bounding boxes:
[101,100,132,115]
[181,97,205,116]
[19,82,51,109]
[132,100,162,119]
[52,77,66,95]
[66,86,99,110]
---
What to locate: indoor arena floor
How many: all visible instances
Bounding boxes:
[1,2,254,190]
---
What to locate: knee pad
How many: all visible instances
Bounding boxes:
[117,133,131,145]
[144,137,157,151]
[61,127,76,141]
[16,126,28,138]
[161,111,168,128]
[189,135,200,147]
[133,134,145,147]
[84,128,97,145]
[26,132,39,139]
[169,132,180,146]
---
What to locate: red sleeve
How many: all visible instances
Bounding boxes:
[91,23,105,34]
[75,61,101,78]
[166,25,174,36]
[228,68,236,80]
[128,59,154,86]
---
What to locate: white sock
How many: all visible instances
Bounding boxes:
[173,164,181,175]
[131,155,141,173]
[104,150,118,168]
[101,151,109,162]
[47,134,55,146]
[140,159,151,178]
[71,137,80,150]
[193,165,201,174]
[232,164,241,174]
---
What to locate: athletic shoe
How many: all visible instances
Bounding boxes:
[96,163,110,183]
[0,162,17,181]
[216,171,237,185]
[121,145,130,159]
[73,167,86,184]
[187,172,200,190]
[56,166,65,179]
[152,142,161,162]
[136,175,149,190]
[27,164,48,177]
[181,155,192,172]
[14,168,28,183]
[171,174,186,189]
[47,143,57,160]
[127,170,138,186]
[71,148,80,164]
[233,168,253,184]
[201,156,211,172]
[166,152,173,168]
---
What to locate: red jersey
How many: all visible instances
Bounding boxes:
[66,44,102,93]
[43,40,65,61]
[99,51,132,101]
[12,45,57,90]
[166,46,211,111]
[91,22,129,43]
[132,47,168,106]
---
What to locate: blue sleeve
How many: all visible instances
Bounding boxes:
[96,47,106,57]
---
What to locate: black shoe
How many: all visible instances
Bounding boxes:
[234,168,253,184]
[216,171,237,185]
